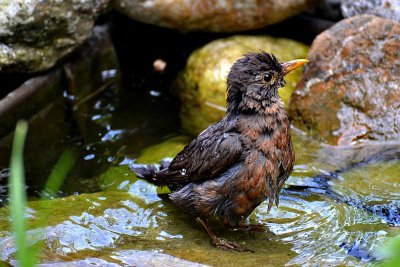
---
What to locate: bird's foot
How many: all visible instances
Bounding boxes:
[197,217,254,252]
[211,237,254,253]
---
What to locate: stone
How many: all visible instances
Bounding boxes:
[0,0,109,73]
[341,0,400,22]
[289,15,400,145]
[173,35,309,136]
[112,0,320,32]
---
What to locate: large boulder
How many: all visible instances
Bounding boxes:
[173,35,309,136]
[112,0,320,32]
[0,0,109,73]
[289,15,400,145]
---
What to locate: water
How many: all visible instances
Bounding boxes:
[0,81,398,265]
[0,68,180,203]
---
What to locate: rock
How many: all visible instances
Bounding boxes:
[0,0,109,73]
[173,35,309,136]
[289,15,400,145]
[341,0,400,22]
[112,0,320,32]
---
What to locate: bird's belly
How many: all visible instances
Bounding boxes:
[169,163,268,227]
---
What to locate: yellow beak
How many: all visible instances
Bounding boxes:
[281,59,309,75]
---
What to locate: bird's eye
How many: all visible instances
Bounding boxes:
[263,73,273,83]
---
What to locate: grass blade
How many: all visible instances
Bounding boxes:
[9,120,33,267]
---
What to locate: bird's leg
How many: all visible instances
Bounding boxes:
[197,217,254,252]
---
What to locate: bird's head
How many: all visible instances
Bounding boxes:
[226,51,308,114]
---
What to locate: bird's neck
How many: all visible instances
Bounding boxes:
[226,84,285,116]
[228,95,286,118]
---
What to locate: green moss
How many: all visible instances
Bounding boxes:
[173,35,309,136]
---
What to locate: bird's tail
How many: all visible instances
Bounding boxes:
[130,159,172,186]
[130,163,161,185]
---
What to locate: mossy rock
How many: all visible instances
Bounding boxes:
[173,35,309,136]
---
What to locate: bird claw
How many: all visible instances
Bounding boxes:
[212,238,254,252]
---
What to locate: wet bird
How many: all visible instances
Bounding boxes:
[132,51,308,251]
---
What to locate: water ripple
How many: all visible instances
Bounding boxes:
[255,180,390,266]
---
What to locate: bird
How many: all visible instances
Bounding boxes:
[131,51,308,251]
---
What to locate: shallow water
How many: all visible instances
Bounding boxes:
[0,30,399,266]
[0,158,398,266]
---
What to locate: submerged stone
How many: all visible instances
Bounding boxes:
[286,138,400,226]
[331,160,400,226]
[0,189,296,266]
[0,177,396,266]
[173,35,309,136]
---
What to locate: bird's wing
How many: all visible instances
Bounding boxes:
[157,118,242,185]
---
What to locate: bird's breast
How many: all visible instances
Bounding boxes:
[236,112,294,190]
[236,112,291,152]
